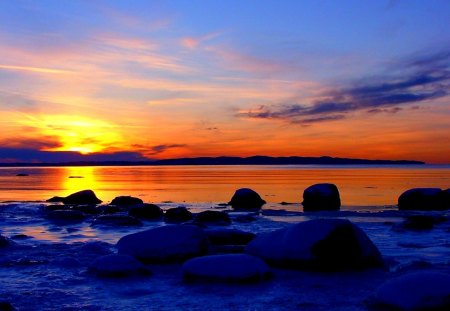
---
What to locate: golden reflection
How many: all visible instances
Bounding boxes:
[62,166,101,196]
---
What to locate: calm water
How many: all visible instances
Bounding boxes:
[0,165,449,206]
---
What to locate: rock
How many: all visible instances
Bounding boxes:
[117,225,209,262]
[228,188,266,211]
[111,196,143,206]
[88,254,151,277]
[0,301,16,311]
[302,183,341,211]
[182,254,270,282]
[43,204,70,212]
[373,271,450,310]
[245,219,383,270]
[100,205,121,214]
[0,235,10,247]
[71,205,101,215]
[47,190,102,205]
[397,215,446,231]
[205,229,256,246]
[16,173,28,177]
[128,203,163,220]
[46,210,86,221]
[398,188,450,211]
[164,207,193,223]
[92,215,142,227]
[195,211,231,225]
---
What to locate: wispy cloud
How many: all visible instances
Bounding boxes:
[237,51,450,124]
[0,65,73,75]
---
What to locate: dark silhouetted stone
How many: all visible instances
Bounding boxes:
[398,188,450,211]
[302,183,341,211]
[206,228,255,245]
[111,196,143,206]
[0,301,16,311]
[128,203,163,220]
[92,215,142,227]
[44,204,70,212]
[245,219,383,271]
[195,211,231,225]
[47,210,86,221]
[397,215,446,231]
[183,254,270,282]
[164,207,193,223]
[229,188,266,211]
[88,254,151,277]
[71,205,101,215]
[117,225,208,262]
[16,173,28,177]
[47,190,102,205]
[0,235,10,247]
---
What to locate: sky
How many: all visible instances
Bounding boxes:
[0,0,449,164]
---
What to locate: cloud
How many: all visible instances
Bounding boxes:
[237,50,450,124]
[131,143,187,156]
[0,65,73,75]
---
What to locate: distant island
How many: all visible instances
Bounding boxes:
[0,156,425,167]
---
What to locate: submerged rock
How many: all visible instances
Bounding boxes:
[205,228,256,246]
[110,196,143,207]
[194,211,231,225]
[128,203,163,220]
[396,215,446,231]
[164,207,193,223]
[228,188,266,211]
[117,225,208,262]
[46,210,86,222]
[88,254,151,277]
[302,183,341,211]
[398,188,450,211]
[245,218,383,270]
[182,254,270,282]
[92,215,142,227]
[372,271,450,310]
[47,190,102,205]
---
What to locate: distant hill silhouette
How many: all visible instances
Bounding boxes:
[0,156,424,167]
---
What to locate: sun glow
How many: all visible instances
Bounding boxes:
[21,115,123,154]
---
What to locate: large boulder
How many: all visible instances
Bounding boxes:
[302,183,340,211]
[88,254,151,277]
[111,196,143,207]
[372,271,450,310]
[398,188,450,211]
[182,254,270,282]
[164,207,193,223]
[117,225,209,262]
[194,211,231,225]
[245,219,383,270]
[228,188,266,211]
[128,203,163,220]
[47,190,102,205]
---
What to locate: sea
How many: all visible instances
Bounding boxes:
[0,165,449,310]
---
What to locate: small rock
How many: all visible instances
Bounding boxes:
[228,188,266,211]
[302,183,341,211]
[16,173,29,177]
[0,301,16,311]
[111,196,143,207]
[195,211,231,225]
[0,235,10,247]
[88,254,151,277]
[164,207,193,223]
[117,225,208,262]
[396,215,445,231]
[183,254,270,282]
[128,203,163,220]
[372,271,450,310]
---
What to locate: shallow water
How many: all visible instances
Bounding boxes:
[0,165,449,205]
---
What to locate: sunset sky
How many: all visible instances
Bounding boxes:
[0,1,449,163]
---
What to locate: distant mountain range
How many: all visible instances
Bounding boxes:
[0,156,425,167]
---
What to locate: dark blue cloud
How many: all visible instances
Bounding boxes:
[238,50,450,124]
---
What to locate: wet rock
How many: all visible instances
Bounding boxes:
[302,183,341,211]
[111,196,143,206]
[117,225,208,262]
[228,188,266,211]
[183,254,270,282]
[398,188,450,211]
[0,235,10,247]
[71,205,101,215]
[100,205,121,214]
[47,210,86,221]
[372,271,450,310]
[194,211,231,225]
[164,207,193,223]
[0,301,16,311]
[43,204,70,212]
[88,254,151,277]
[396,215,446,231]
[92,215,142,227]
[47,190,102,205]
[205,228,256,246]
[245,219,383,271]
[128,203,163,220]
